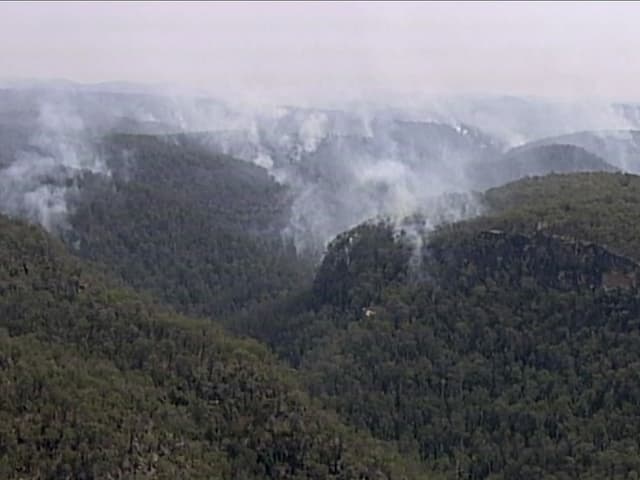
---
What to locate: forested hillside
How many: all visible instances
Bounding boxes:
[234,172,640,479]
[480,172,640,259]
[0,214,429,479]
[472,144,618,189]
[3,81,640,479]
[510,130,640,172]
[63,133,311,318]
[5,1,640,476]
[30,149,640,479]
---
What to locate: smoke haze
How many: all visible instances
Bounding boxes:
[2,2,640,251]
[3,2,640,103]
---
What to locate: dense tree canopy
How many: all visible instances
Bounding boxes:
[0,214,428,479]
[63,134,311,318]
[234,173,640,479]
[6,129,640,480]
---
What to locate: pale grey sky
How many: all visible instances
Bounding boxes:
[2,1,640,103]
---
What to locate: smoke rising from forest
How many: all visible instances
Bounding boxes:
[0,82,638,253]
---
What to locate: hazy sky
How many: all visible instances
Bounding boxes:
[2,1,640,103]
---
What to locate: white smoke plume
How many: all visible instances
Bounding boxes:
[299,112,329,153]
[203,104,500,253]
[174,94,638,254]
[0,100,109,230]
[1,81,638,256]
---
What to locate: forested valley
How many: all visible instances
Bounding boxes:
[3,85,640,479]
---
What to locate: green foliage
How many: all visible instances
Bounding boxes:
[12,145,640,480]
[64,133,311,318]
[313,221,413,312]
[0,214,427,479]
[480,172,640,260]
[246,173,640,479]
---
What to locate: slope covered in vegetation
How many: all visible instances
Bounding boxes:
[472,144,618,189]
[63,133,311,318]
[511,129,640,172]
[0,214,428,479]
[239,172,640,479]
[6,119,640,480]
[480,171,640,259]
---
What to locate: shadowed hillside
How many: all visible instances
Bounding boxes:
[0,214,430,479]
[232,172,640,479]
